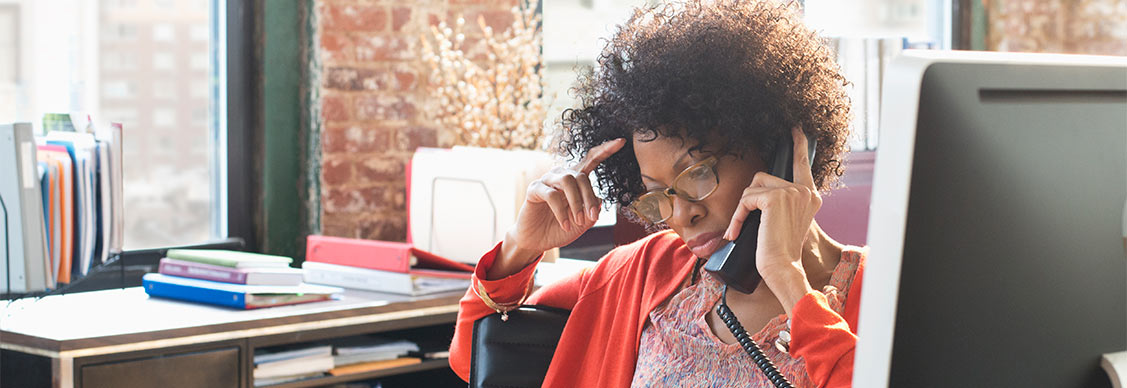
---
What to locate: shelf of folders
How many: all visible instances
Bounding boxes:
[0,115,124,295]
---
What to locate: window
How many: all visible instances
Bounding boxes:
[152,23,175,41]
[190,81,209,98]
[153,52,174,71]
[153,79,176,99]
[189,25,208,41]
[190,53,209,71]
[192,107,208,126]
[106,23,138,41]
[102,80,135,98]
[0,5,16,84]
[102,52,138,71]
[153,107,176,127]
[2,0,234,251]
[101,108,139,126]
[114,0,138,9]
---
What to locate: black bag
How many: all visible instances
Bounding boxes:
[469,305,570,388]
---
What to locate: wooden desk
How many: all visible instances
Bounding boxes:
[0,287,465,388]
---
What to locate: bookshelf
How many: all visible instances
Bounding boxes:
[0,287,465,388]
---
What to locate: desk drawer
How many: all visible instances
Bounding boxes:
[81,347,240,388]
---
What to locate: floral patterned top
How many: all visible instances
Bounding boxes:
[630,247,865,387]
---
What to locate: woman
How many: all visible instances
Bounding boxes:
[449,1,860,387]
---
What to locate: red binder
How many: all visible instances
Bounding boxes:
[305,235,474,276]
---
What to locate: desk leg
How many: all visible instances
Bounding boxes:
[52,356,73,388]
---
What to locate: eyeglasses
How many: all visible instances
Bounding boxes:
[629,156,719,224]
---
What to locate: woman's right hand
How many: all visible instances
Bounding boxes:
[489,139,627,278]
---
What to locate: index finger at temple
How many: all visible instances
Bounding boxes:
[577,138,627,175]
[792,126,815,190]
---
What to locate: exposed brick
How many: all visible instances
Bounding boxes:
[316,0,520,240]
[392,7,412,32]
[355,95,417,121]
[323,124,392,154]
[324,67,365,91]
[357,185,402,212]
[358,216,407,242]
[321,220,359,239]
[324,185,397,215]
[323,187,366,214]
[427,12,443,27]
[323,2,388,32]
[395,126,437,152]
[321,94,349,121]
[474,10,515,34]
[356,156,406,182]
[355,35,412,61]
[392,69,417,91]
[324,67,415,92]
[986,0,1126,56]
[320,32,353,62]
[456,36,490,61]
[391,188,406,211]
[321,158,353,186]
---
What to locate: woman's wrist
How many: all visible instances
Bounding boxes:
[763,262,814,317]
[487,231,543,280]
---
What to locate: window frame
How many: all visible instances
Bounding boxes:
[36,0,259,296]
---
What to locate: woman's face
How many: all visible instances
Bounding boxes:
[632,133,767,258]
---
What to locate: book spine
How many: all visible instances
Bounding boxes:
[142,275,246,309]
[303,263,413,295]
[159,260,248,284]
[306,235,409,272]
[16,123,49,291]
[164,253,237,268]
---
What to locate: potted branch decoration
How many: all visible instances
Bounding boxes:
[420,0,546,150]
[414,2,559,264]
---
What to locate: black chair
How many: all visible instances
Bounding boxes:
[469,305,570,388]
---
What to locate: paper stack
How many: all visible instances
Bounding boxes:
[253,345,334,386]
[328,337,421,376]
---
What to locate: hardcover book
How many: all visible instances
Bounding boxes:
[305,235,474,274]
[142,273,341,309]
[158,258,304,286]
[165,249,293,268]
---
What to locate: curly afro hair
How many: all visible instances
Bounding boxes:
[557,0,852,217]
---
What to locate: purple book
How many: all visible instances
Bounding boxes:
[158,258,304,286]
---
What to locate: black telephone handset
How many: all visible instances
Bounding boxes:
[703,132,816,293]
[702,132,814,388]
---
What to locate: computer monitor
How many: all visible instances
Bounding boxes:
[854,50,1127,387]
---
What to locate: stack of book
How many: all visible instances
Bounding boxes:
[253,344,335,386]
[1,118,123,294]
[143,249,342,309]
[302,236,474,296]
[328,337,421,376]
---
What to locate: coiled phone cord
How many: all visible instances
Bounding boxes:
[717,284,794,388]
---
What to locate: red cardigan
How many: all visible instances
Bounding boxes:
[449,230,863,387]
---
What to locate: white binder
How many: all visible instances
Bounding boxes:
[1,123,51,293]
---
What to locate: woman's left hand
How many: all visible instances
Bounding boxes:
[722,126,821,307]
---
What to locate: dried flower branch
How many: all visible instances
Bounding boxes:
[420,1,547,150]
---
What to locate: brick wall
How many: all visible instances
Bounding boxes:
[986,0,1127,55]
[313,0,519,242]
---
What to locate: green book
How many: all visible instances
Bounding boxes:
[165,249,293,268]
